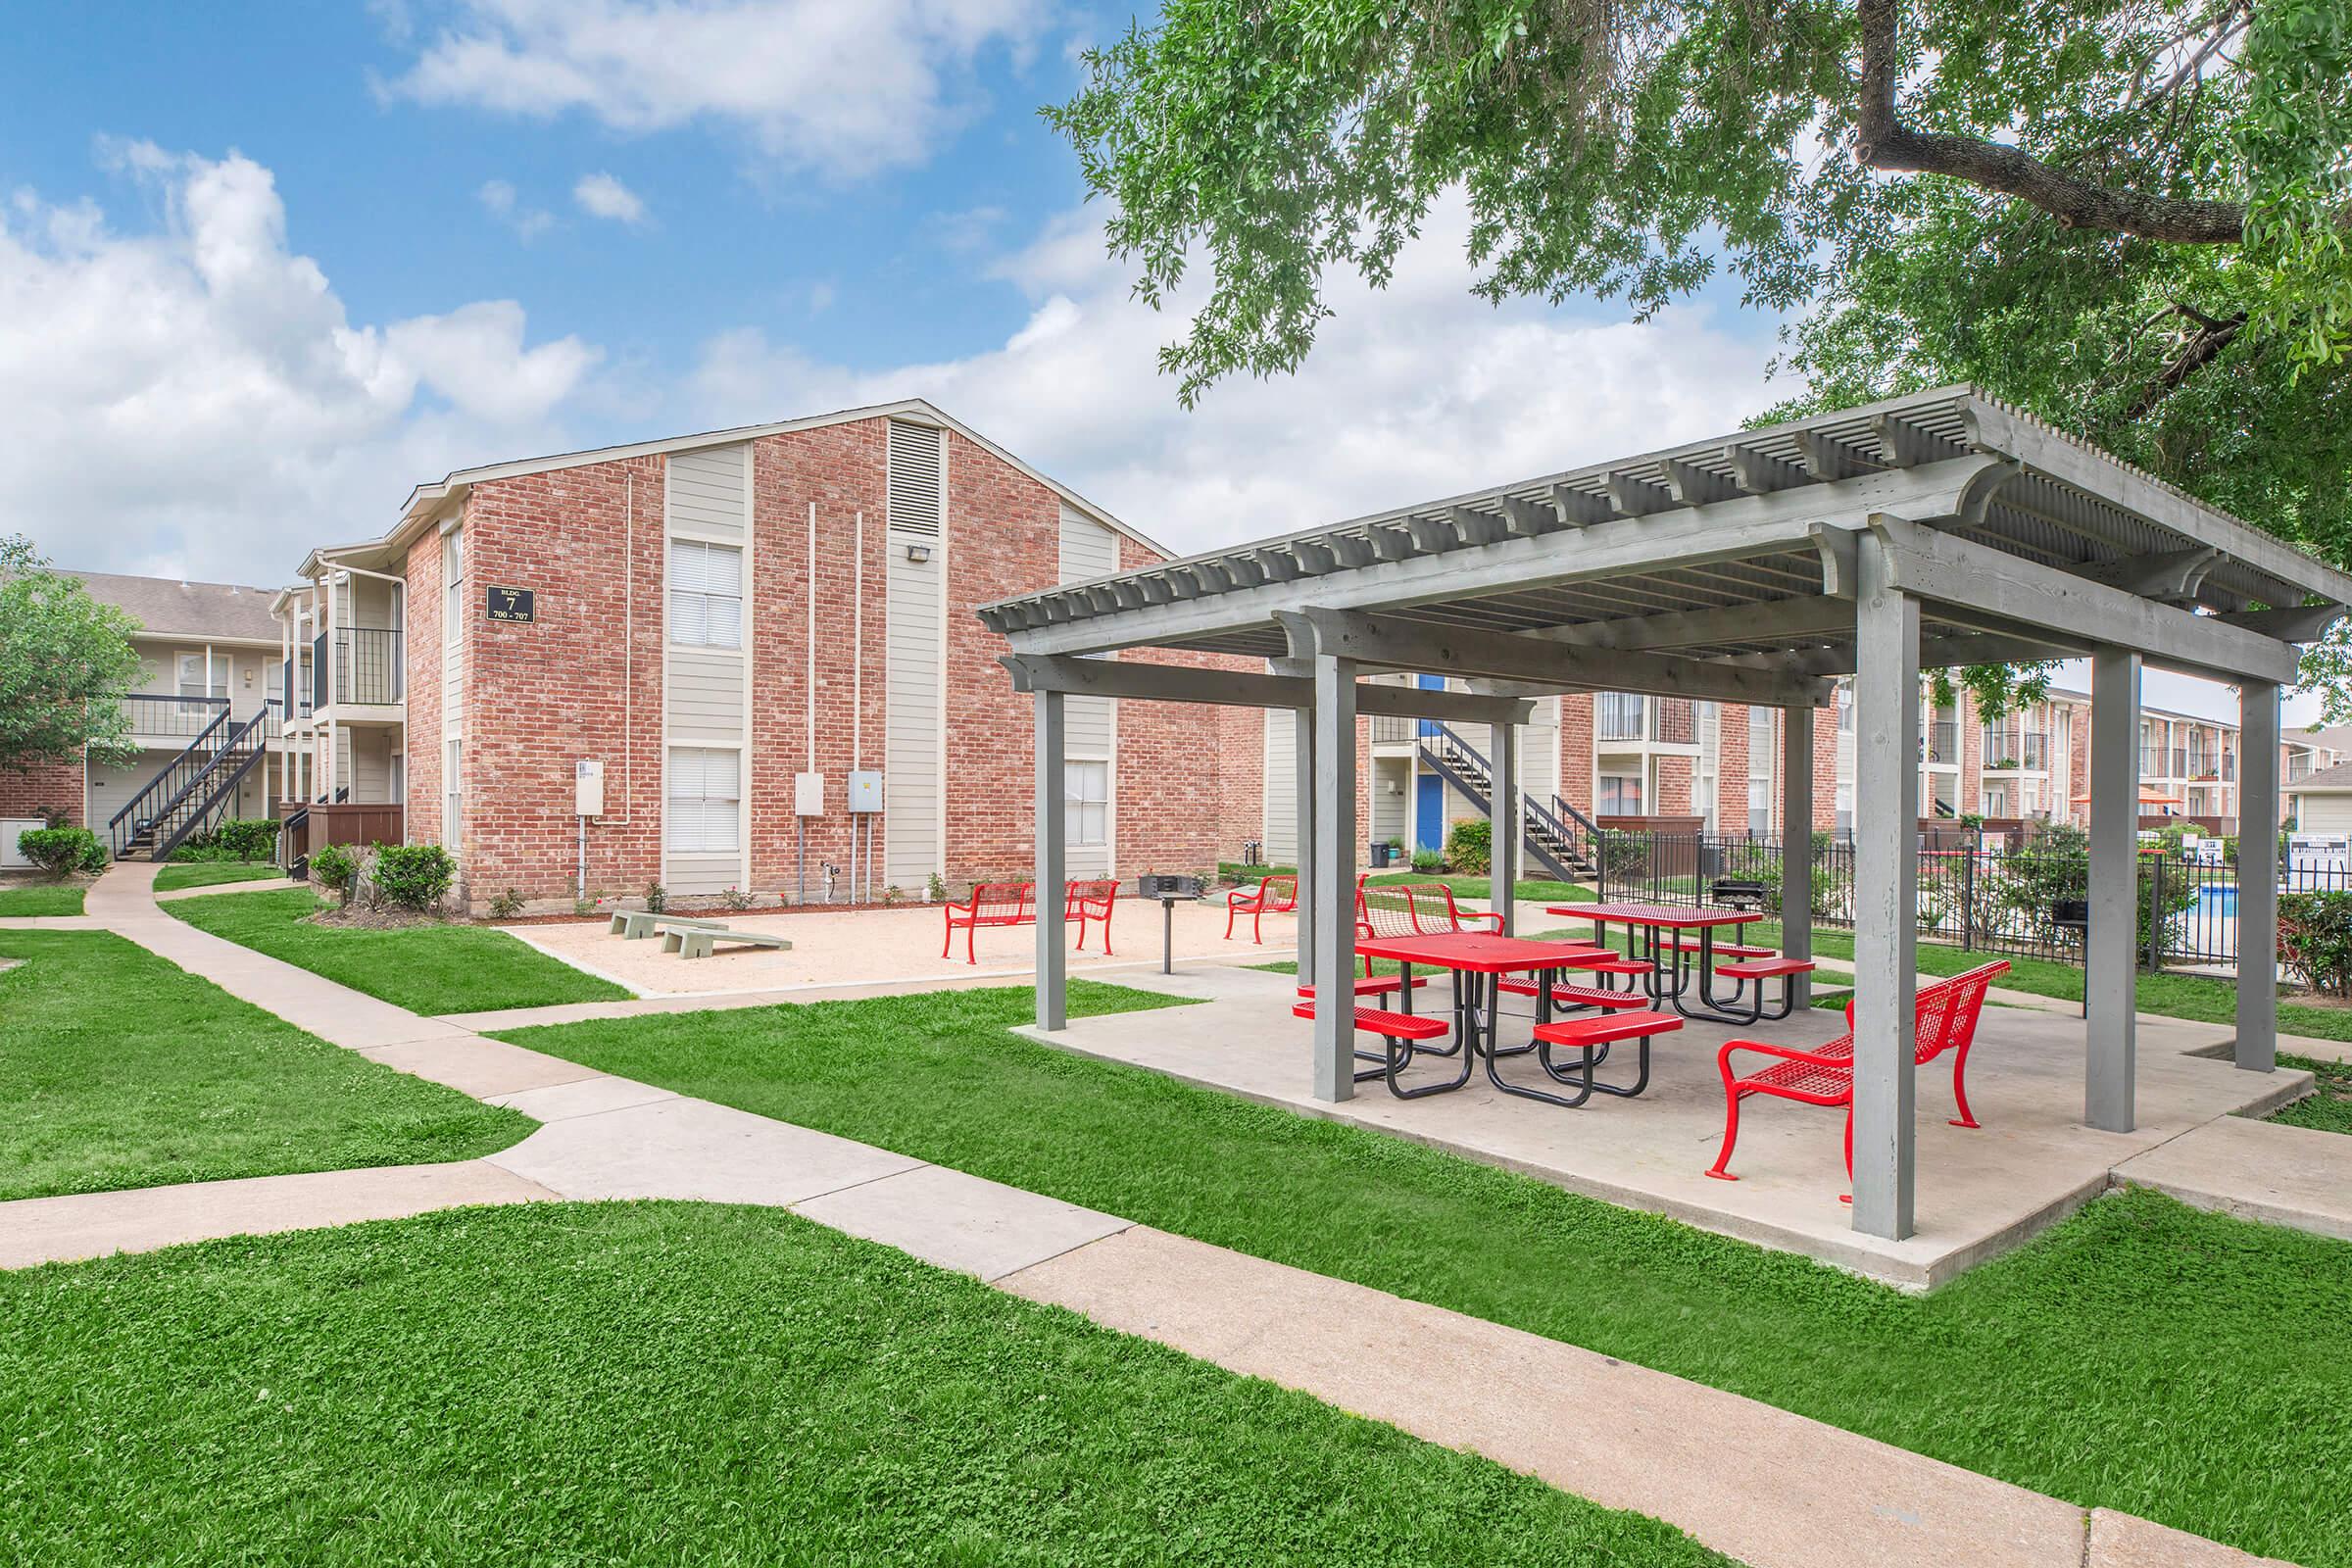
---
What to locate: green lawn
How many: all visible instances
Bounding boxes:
[153,860,284,892]
[0,883,84,915]
[2273,1054,2352,1135]
[497,982,2352,1566]
[0,1202,1729,1568]
[0,931,529,1200]
[168,888,629,1013]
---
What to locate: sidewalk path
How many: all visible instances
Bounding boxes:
[1,860,2292,1568]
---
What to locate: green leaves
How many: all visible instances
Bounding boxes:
[0,534,144,772]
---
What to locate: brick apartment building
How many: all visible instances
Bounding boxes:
[278,399,1263,911]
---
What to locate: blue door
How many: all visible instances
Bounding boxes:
[1415,772,1444,852]
[1416,672,1445,739]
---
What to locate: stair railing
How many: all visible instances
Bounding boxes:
[1417,721,1602,879]
[108,706,232,857]
[148,709,272,862]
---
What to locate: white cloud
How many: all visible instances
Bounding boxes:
[477,177,553,240]
[0,145,600,581]
[385,0,1047,175]
[687,196,1784,560]
[572,171,646,224]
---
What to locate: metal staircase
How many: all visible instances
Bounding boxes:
[107,707,274,861]
[1417,722,1603,881]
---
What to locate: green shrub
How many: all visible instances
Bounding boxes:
[1410,848,1444,872]
[644,881,667,913]
[17,825,105,877]
[309,843,360,905]
[373,844,457,913]
[2280,891,2352,997]
[488,888,525,919]
[1445,817,1492,875]
[175,817,279,861]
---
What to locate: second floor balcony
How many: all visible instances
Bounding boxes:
[1596,694,1694,746]
[120,692,283,745]
[312,627,406,709]
[1921,720,1959,765]
[1984,730,2049,770]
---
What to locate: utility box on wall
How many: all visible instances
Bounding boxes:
[574,760,605,817]
[848,769,884,814]
[794,771,824,817]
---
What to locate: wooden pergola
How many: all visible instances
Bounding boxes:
[981,387,2352,1241]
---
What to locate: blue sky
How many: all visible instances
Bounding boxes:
[0,2,2306,724]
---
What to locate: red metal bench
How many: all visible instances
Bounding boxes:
[1067,878,1118,954]
[1292,997,1454,1092]
[1225,873,1298,943]
[941,880,1118,964]
[1527,1008,1684,1103]
[1705,960,2009,1194]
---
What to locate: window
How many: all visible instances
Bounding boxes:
[443,738,463,853]
[667,747,742,855]
[670,540,744,649]
[1597,693,1644,742]
[1598,773,1644,815]
[1065,760,1108,847]
[176,652,224,705]
[1836,683,1855,732]
[442,526,466,647]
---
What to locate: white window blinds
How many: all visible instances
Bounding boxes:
[1064,759,1108,848]
[667,747,741,854]
[670,540,743,649]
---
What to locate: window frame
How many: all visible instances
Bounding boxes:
[1064,758,1109,848]
[666,746,744,856]
[668,539,745,651]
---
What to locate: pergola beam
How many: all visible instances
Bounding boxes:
[999,654,1536,724]
[1534,595,1854,655]
[1867,516,2301,686]
[1297,610,1836,709]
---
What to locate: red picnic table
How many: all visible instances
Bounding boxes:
[1350,931,1679,1107]
[1544,902,1791,1025]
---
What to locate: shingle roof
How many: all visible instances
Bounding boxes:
[2292,761,2352,792]
[67,571,281,642]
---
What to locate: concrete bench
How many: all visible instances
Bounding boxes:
[610,909,731,941]
[662,924,794,959]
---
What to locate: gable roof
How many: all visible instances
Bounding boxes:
[2292,761,2352,793]
[302,398,1169,575]
[68,570,281,643]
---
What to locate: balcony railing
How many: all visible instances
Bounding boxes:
[1596,694,1695,745]
[1984,730,2048,770]
[1370,714,1417,745]
[2289,754,2319,783]
[313,627,406,707]
[119,693,283,745]
[2140,747,2172,778]
[1922,720,1959,764]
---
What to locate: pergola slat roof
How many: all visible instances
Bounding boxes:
[982,386,2352,683]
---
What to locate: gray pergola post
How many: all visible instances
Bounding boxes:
[1850,545,1921,1240]
[2236,682,2279,1072]
[1034,688,1067,1031]
[1780,706,1814,1010]
[1295,706,1316,991]
[1491,720,1519,935]
[2086,649,2141,1131]
[1311,652,1360,1101]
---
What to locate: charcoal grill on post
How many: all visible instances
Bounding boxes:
[1136,873,1205,974]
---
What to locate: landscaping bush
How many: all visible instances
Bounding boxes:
[1445,817,1492,875]
[173,817,279,861]
[309,843,360,906]
[487,888,525,919]
[372,844,457,913]
[17,825,105,878]
[2279,891,2352,998]
[1410,848,1443,872]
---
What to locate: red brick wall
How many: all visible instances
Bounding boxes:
[1812,707,1839,830]
[1216,704,1264,861]
[0,757,84,828]
[1656,754,1693,813]
[403,525,443,851]
[1557,694,1594,815]
[454,456,666,905]
[749,420,887,893]
[1715,703,1750,831]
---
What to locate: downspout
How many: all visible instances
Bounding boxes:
[852,509,865,903]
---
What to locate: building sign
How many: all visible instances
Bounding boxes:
[486,586,535,623]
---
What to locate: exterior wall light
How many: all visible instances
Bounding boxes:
[905,543,932,564]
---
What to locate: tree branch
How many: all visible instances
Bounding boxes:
[2124,309,2248,419]
[1852,0,2247,244]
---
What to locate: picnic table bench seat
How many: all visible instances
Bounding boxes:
[1710,942,1781,960]
[662,925,794,959]
[1496,977,1649,1010]
[1291,997,1452,1085]
[1705,959,2007,1195]
[1296,974,1430,1000]
[1714,956,1817,979]
[1525,1008,1684,1102]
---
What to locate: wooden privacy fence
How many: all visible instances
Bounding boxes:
[276,800,405,865]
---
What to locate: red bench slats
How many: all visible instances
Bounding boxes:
[1495,978,1648,1010]
[1714,956,1818,979]
[1711,943,1778,959]
[1291,1001,1451,1041]
[1531,1010,1683,1049]
[1573,956,1652,977]
[1297,975,1429,999]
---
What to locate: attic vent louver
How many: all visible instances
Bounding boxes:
[886,420,943,538]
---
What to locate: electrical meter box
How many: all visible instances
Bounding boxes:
[848,769,884,814]
[574,759,605,816]
[793,771,824,817]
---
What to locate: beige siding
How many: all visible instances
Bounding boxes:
[665,446,749,542]
[1263,710,1297,864]
[1059,505,1118,877]
[2300,794,2352,834]
[883,429,946,892]
[665,650,746,744]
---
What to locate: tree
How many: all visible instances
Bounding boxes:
[0,536,143,774]
[1049,0,2352,710]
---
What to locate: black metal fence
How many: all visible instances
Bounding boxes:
[1596,830,2352,970]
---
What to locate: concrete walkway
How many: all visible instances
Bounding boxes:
[0,860,2298,1567]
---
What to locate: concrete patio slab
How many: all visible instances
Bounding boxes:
[1003,1225,2089,1568]
[792,1162,1131,1282]
[2085,1508,2297,1567]
[2113,1114,2352,1243]
[1022,966,2309,1287]
[484,1097,923,1205]
[485,1073,677,1122]
[0,1161,555,1270]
